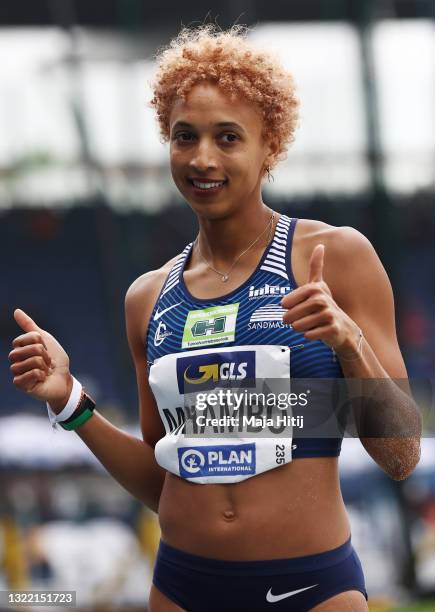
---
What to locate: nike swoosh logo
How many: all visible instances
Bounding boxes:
[266,584,318,603]
[153,302,182,321]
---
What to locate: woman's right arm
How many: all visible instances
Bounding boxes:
[9,268,172,513]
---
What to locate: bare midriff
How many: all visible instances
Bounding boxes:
[157,457,351,560]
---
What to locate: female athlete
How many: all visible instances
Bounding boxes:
[9,25,421,612]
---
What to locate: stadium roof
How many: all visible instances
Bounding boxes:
[1,0,433,28]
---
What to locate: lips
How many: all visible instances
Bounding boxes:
[189,178,227,186]
[188,177,226,182]
[187,178,228,195]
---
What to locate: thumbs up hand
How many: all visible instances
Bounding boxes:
[8,309,73,410]
[307,243,325,284]
[281,244,354,351]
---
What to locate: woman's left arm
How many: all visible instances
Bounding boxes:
[281,226,422,481]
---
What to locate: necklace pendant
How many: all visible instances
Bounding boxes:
[222,274,229,282]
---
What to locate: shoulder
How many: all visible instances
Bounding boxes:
[293,218,395,326]
[125,254,180,310]
[293,218,371,259]
[124,254,181,349]
[293,218,383,291]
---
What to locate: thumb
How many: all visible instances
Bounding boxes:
[14,308,42,334]
[308,244,325,283]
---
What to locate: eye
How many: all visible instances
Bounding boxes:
[173,131,195,143]
[220,133,239,143]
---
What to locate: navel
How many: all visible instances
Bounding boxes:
[222,509,236,521]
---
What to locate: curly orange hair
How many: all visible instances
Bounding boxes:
[150,24,300,173]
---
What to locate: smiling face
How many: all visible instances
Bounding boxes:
[169,82,277,219]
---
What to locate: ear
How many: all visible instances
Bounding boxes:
[264,137,280,169]
[268,137,280,157]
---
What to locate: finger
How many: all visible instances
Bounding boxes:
[10,356,51,377]
[284,312,331,332]
[308,244,325,284]
[303,324,333,341]
[281,300,320,325]
[8,344,52,367]
[281,284,315,310]
[13,369,47,393]
[12,331,47,350]
[14,309,42,335]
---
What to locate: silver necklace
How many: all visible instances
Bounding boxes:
[195,212,275,282]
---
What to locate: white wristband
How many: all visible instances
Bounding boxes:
[46,376,83,430]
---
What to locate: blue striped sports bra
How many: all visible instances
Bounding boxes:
[146,215,345,483]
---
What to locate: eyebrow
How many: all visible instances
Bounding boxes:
[172,121,245,133]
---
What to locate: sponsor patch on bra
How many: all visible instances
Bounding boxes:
[182,303,239,349]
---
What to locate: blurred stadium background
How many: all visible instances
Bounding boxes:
[1,0,435,609]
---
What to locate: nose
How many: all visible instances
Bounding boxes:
[188,138,218,173]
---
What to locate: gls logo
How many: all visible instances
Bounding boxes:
[176,350,256,394]
[178,444,256,478]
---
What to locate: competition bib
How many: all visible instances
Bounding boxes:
[149,344,295,484]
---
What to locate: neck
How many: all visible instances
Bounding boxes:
[195,201,275,268]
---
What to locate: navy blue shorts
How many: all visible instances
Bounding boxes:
[152,536,368,611]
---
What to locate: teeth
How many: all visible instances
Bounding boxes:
[192,180,225,189]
